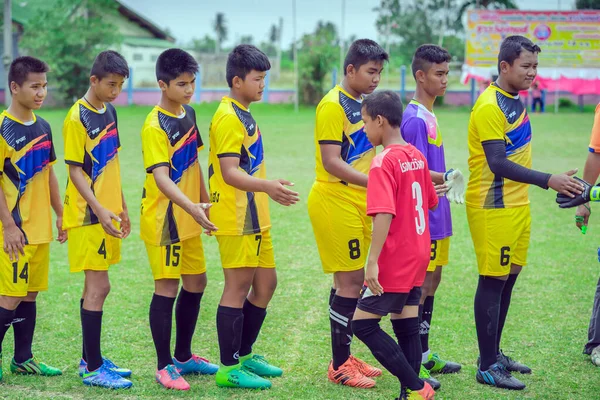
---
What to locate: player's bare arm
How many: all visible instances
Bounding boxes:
[219,156,299,206]
[0,185,24,261]
[68,165,122,238]
[119,191,130,239]
[152,165,216,232]
[482,139,583,197]
[320,143,369,188]
[49,166,67,243]
[365,213,393,296]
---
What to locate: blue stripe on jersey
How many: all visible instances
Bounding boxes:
[341,126,373,165]
[247,132,264,176]
[170,134,198,184]
[90,127,119,181]
[505,121,532,156]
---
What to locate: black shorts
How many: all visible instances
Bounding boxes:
[357,285,422,316]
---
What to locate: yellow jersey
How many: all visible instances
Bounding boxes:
[141,104,204,246]
[208,96,270,236]
[467,83,533,209]
[314,85,374,192]
[0,111,56,244]
[63,100,122,229]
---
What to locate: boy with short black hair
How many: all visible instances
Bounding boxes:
[402,44,462,387]
[467,35,582,390]
[63,50,132,389]
[209,44,299,389]
[141,48,218,391]
[307,38,388,388]
[352,90,437,400]
[0,56,65,381]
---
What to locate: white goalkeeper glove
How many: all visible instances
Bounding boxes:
[444,169,465,204]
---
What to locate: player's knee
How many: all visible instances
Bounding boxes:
[352,318,380,340]
[181,273,207,293]
[88,282,111,300]
[0,295,22,310]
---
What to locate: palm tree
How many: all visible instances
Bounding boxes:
[213,12,228,54]
[456,0,518,26]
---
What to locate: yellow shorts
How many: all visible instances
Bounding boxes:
[0,242,49,297]
[428,237,450,272]
[146,236,206,280]
[467,205,531,277]
[307,182,371,274]
[68,223,121,272]
[216,230,275,269]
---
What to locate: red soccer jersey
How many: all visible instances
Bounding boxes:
[366,144,439,293]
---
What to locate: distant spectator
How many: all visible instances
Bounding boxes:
[531,81,543,113]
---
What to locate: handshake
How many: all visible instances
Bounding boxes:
[441,169,465,204]
[555,177,600,209]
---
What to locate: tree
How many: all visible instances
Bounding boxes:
[456,0,517,26]
[576,0,600,8]
[213,12,228,54]
[240,35,254,45]
[298,21,339,105]
[374,0,465,64]
[191,34,216,54]
[19,0,122,105]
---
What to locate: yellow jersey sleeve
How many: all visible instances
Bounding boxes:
[473,103,506,143]
[63,118,87,165]
[316,102,344,144]
[142,125,170,172]
[213,114,245,157]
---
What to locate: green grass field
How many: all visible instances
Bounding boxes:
[1,104,599,399]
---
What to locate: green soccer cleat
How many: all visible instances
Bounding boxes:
[215,364,272,389]
[423,352,462,374]
[419,364,440,390]
[10,356,62,376]
[240,354,283,377]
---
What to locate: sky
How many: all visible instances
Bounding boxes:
[122,0,575,47]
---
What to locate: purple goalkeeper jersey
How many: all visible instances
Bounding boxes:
[401,100,452,240]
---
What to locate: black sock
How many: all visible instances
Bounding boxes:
[392,317,422,375]
[419,296,434,354]
[174,289,203,362]
[0,306,15,354]
[497,274,518,354]
[149,294,176,370]
[328,287,336,307]
[81,308,103,371]
[353,319,424,391]
[239,299,267,358]
[330,295,357,369]
[80,299,86,361]
[13,301,36,363]
[216,305,244,366]
[474,276,506,371]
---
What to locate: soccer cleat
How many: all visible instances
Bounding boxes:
[173,354,218,375]
[156,364,190,390]
[497,350,531,374]
[419,364,441,390]
[215,364,272,389]
[10,356,62,376]
[423,352,461,374]
[349,355,382,377]
[79,357,132,378]
[327,359,376,388]
[82,364,132,389]
[476,362,526,390]
[240,354,282,377]
[591,345,600,367]
[403,381,436,399]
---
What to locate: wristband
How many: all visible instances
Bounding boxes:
[591,186,600,202]
[443,169,454,182]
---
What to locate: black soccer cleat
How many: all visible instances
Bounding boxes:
[497,350,532,374]
[476,363,526,390]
